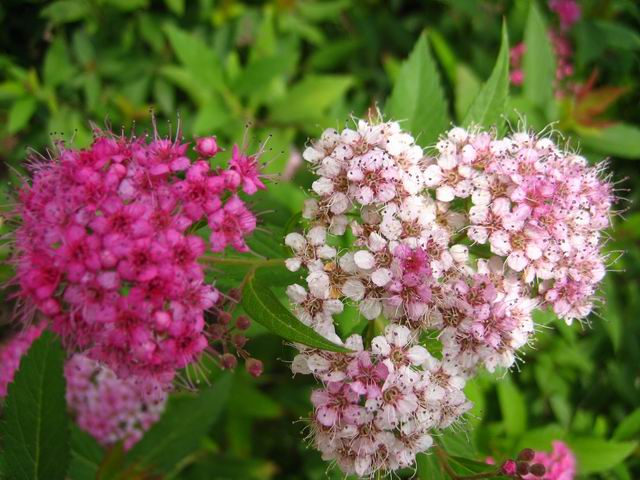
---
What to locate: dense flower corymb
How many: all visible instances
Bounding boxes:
[9,129,264,388]
[286,119,613,478]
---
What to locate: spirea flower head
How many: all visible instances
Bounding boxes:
[285,118,613,477]
[0,323,45,397]
[8,124,265,389]
[65,353,167,449]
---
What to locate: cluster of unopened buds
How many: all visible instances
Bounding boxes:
[8,124,265,394]
[285,119,613,477]
[491,442,576,480]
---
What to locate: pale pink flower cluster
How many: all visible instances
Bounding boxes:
[524,441,577,480]
[285,120,612,477]
[10,129,264,390]
[438,128,612,323]
[65,353,167,449]
[293,325,470,477]
[0,323,45,397]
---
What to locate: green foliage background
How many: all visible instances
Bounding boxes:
[1,0,639,479]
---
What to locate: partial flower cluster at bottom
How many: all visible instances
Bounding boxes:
[294,325,470,476]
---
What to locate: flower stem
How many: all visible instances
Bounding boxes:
[200,256,285,267]
[433,445,500,480]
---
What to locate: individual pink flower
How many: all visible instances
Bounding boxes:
[226,145,266,195]
[208,195,257,252]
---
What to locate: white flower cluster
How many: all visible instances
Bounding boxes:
[284,119,613,477]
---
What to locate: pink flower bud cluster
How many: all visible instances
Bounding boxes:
[523,441,576,480]
[292,325,471,477]
[0,323,45,397]
[11,129,264,388]
[65,353,167,449]
[285,120,612,476]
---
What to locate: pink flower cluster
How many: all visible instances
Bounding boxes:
[548,0,581,31]
[286,120,612,477]
[510,0,580,90]
[65,353,167,449]
[0,323,45,397]
[510,33,574,89]
[293,325,470,477]
[524,441,576,480]
[11,130,264,388]
[438,128,612,323]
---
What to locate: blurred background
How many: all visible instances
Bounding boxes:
[1,0,639,478]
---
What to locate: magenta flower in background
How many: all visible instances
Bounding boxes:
[549,0,581,30]
[0,324,45,397]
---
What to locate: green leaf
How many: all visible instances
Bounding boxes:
[454,65,481,123]
[568,437,638,474]
[126,374,232,474]
[463,22,509,130]
[163,24,223,90]
[164,0,185,15]
[385,32,449,146]
[72,30,94,66]
[449,456,497,476]
[416,452,446,480]
[8,97,37,133]
[68,426,104,480]
[241,271,350,352]
[160,65,210,105]
[575,123,640,159]
[235,54,295,98]
[497,376,527,437]
[1,331,70,480]
[41,0,90,24]
[269,75,352,124]
[523,2,555,110]
[600,277,622,351]
[614,408,640,441]
[43,38,76,87]
[229,377,282,419]
[193,96,231,135]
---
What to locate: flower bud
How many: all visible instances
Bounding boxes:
[220,353,237,370]
[517,448,535,462]
[516,461,529,476]
[500,460,517,475]
[228,288,241,302]
[236,315,251,330]
[529,463,546,477]
[246,358,263,377]
[217,311,232,325]
[208,324,226,340]
[195,136,220,158]
[233,334,247,348]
